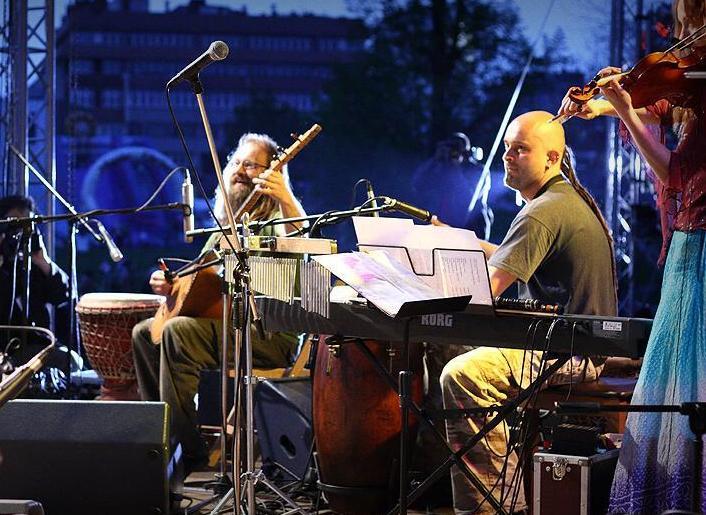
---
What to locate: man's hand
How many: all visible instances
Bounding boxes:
[149,270,172,296]
[253,170,295,206]
[431,215,448,227]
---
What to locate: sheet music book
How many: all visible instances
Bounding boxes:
[352,216,494,309]
[314,251,471,318]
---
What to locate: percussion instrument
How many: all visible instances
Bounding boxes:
[313,336,424,514]
[76,293,164,400]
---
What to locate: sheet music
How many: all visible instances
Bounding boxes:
[314,251,445,318]
[353,216,491,306]
[437,250,493,305]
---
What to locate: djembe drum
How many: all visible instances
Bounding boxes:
[76,293,164,400]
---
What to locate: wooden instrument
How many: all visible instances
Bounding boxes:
[149,251,223,343]
[149,125,322,343]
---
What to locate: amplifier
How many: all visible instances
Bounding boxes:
[0,400,172,515]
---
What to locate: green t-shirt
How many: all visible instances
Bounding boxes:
[488,180,616,317]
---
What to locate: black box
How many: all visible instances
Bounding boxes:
[0,400,172,515]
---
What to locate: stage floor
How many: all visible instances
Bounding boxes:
[180,470,454,514]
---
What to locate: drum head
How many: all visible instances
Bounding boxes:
[77,293,165,310]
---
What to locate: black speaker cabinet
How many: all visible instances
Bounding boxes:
[0,400,171,515]
[254,378,312,480]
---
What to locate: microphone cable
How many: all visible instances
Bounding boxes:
[134,165,189,213]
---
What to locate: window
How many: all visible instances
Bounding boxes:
[101,90,122,109]
[71,59,94,74]
[101,60,122,74]
[70,88,94,108]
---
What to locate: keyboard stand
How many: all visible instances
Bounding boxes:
[340,332,570,515]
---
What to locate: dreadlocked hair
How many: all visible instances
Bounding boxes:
[560,147,619,307]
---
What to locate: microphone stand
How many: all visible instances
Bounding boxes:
[0,202,187,386]
[185,201,417,240]
[9,145,105,386]
[181,75,305,515]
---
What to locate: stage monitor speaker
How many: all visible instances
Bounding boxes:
[0,400,171,515]
[254,377,312,480]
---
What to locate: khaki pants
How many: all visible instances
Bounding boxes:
[441,347,601,515]
[132,316,298,460]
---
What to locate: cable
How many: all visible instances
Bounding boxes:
[501,319,559,512]
[563,321,579,401]
[7,233,21,325]
[308,210,337,238]
[357,195,387,212]
[349,178,372,210]
[134,165,188,212]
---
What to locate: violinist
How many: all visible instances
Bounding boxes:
[557,0,706,511]
[131,132,306,474]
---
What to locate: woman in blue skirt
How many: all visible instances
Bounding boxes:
[558,0,706,511]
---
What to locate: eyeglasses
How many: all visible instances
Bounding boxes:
[229,159,268,172]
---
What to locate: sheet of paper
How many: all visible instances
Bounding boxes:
[399,224,481,251]
[437,250,493,305]
[352,216,490,304]
[353,216,414,246]
[314,251,444,317]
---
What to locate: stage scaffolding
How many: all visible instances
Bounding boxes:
[606,0,669,315]
[0,0,56,252]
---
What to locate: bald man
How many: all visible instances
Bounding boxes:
[441,111,617,514]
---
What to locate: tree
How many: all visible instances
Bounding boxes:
[319,0,529,153]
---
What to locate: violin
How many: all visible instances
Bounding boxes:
[558,23,706,120]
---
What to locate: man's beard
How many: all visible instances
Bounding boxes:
[503,167,525,192]
[215,181,254,225]
[226,181,253,210]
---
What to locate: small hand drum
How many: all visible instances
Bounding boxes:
[76,293,164,400]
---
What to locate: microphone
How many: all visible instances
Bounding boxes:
[94,220,124,262]
[167,41,229,88]
[366,181,379,217]
[182,170,194,243]
[382,196,432,223]
[0,342,54,409]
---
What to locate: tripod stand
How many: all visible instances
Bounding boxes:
[166,63,307,512]
[206,225,308,515]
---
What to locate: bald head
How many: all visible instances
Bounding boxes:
[509,111,566,157]
[502,111,567,199]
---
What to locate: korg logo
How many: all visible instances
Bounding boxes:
[420,314,454,327]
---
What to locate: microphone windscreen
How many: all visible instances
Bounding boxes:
[209,41,229,60]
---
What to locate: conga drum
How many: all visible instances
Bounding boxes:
[76,293,164,400]
[313,337,424,514]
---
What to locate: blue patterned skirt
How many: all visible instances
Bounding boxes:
[609,230,706,514]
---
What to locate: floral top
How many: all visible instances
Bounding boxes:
[636,94,706,262]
